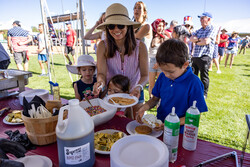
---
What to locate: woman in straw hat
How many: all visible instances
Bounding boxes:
[225,31,238,68]
[94,3,149,119]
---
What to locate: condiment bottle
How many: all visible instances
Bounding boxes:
[163,107,180,163]
[183,100,200,151]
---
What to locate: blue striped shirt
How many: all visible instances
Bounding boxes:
[192,24,216,58]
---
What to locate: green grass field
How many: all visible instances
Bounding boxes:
[8,48,250,153]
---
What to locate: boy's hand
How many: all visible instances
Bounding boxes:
[153,123,164,131]
[136,108,145,124]
[130,87,141,99]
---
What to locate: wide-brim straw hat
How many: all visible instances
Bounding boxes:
[232,31,239,35]
[96,3,141,30]
[66,55,96,74]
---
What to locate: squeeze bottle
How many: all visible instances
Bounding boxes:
[56,99,95,167]
[49,81,60,100]
[183,100,200,151]
[163,107,180,163]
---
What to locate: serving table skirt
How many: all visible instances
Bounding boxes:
[0,95,250,167]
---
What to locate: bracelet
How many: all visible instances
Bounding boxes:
[135,84,143,91]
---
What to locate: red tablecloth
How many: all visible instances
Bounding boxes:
[0,95,250,167]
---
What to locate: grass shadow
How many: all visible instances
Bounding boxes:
[51,62,66,66]
[233,64,250,67]
[241,74,250,77]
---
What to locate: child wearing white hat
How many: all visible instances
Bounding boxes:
[66,55,97,101]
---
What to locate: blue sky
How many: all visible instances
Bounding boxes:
[1,0,250,33]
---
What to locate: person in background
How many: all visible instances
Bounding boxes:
[209,27,221,73]
[238,36,250,55]
[172,25,190,43]
[0,43,10,69]
[94,3,149,119]
[148,18,167,98]
[84,12,106,41]
[189,12,216,99]
[183,16,195,58]
[66,55,97,101]
[218,28,229,64]
[133,1,152,51]
[164,20,178,39]
[65,22,76,65]
[224,31,238,68]
[7,21,32,71]
[37,23,48,76]
[136,39,207,133]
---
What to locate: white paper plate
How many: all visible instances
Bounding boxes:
[110,135,169,167]
[103,93,138,108]
[3,115,24,125]
[15,155,52,167]
[126,120,163,138]
[94,129,127,155]
[19,89,49,105]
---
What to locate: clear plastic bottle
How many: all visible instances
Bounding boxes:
[183,100,200,151]
[163,107,180,163]
[56,99,95,167]
[49,81,60,100]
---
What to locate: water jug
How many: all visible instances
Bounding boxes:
[56,99,95,167]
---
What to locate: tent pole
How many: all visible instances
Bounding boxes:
[40,0,53,94]
[79,0,85,54]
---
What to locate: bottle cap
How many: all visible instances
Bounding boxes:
[69,99,79,106]
[171,107,176,116]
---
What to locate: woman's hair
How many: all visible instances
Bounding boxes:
[156,39,188,68]
[108,75,130,93]
[105,25,137,58]
[133,1,148,23]
[173,25,191,42]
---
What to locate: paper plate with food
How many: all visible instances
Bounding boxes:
[3,110,24,125]
[103,93,138,108]
[126,120,163,138]
[94,129,127,154]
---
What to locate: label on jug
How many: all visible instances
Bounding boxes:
[64,143,90,165]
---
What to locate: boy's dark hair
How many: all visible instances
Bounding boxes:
[156,39,188,68]
[108,74,130,93]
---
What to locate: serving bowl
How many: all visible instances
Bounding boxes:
[79,98,117,126]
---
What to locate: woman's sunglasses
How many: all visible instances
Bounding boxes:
[107,24,125,30]
[184,24,190,28]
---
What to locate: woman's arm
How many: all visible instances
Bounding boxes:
[130,41,149,98]
[83,23,102,40]
[135,24,150,40]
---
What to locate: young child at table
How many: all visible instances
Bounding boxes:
[136,39,208,133]
[100,74,131,117]
[66,55,97,101]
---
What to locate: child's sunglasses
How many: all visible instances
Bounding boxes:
[107,24,125,30]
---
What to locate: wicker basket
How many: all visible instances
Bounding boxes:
[22,111,67,145]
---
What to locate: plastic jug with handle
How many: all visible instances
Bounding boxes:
[56,99,95,167]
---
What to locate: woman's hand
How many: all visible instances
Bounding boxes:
[93,81,104,96]
[130,86,141,99]
[153,63,159,70]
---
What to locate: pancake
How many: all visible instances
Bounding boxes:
[109,97,135,105]
[135,125,152,135]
